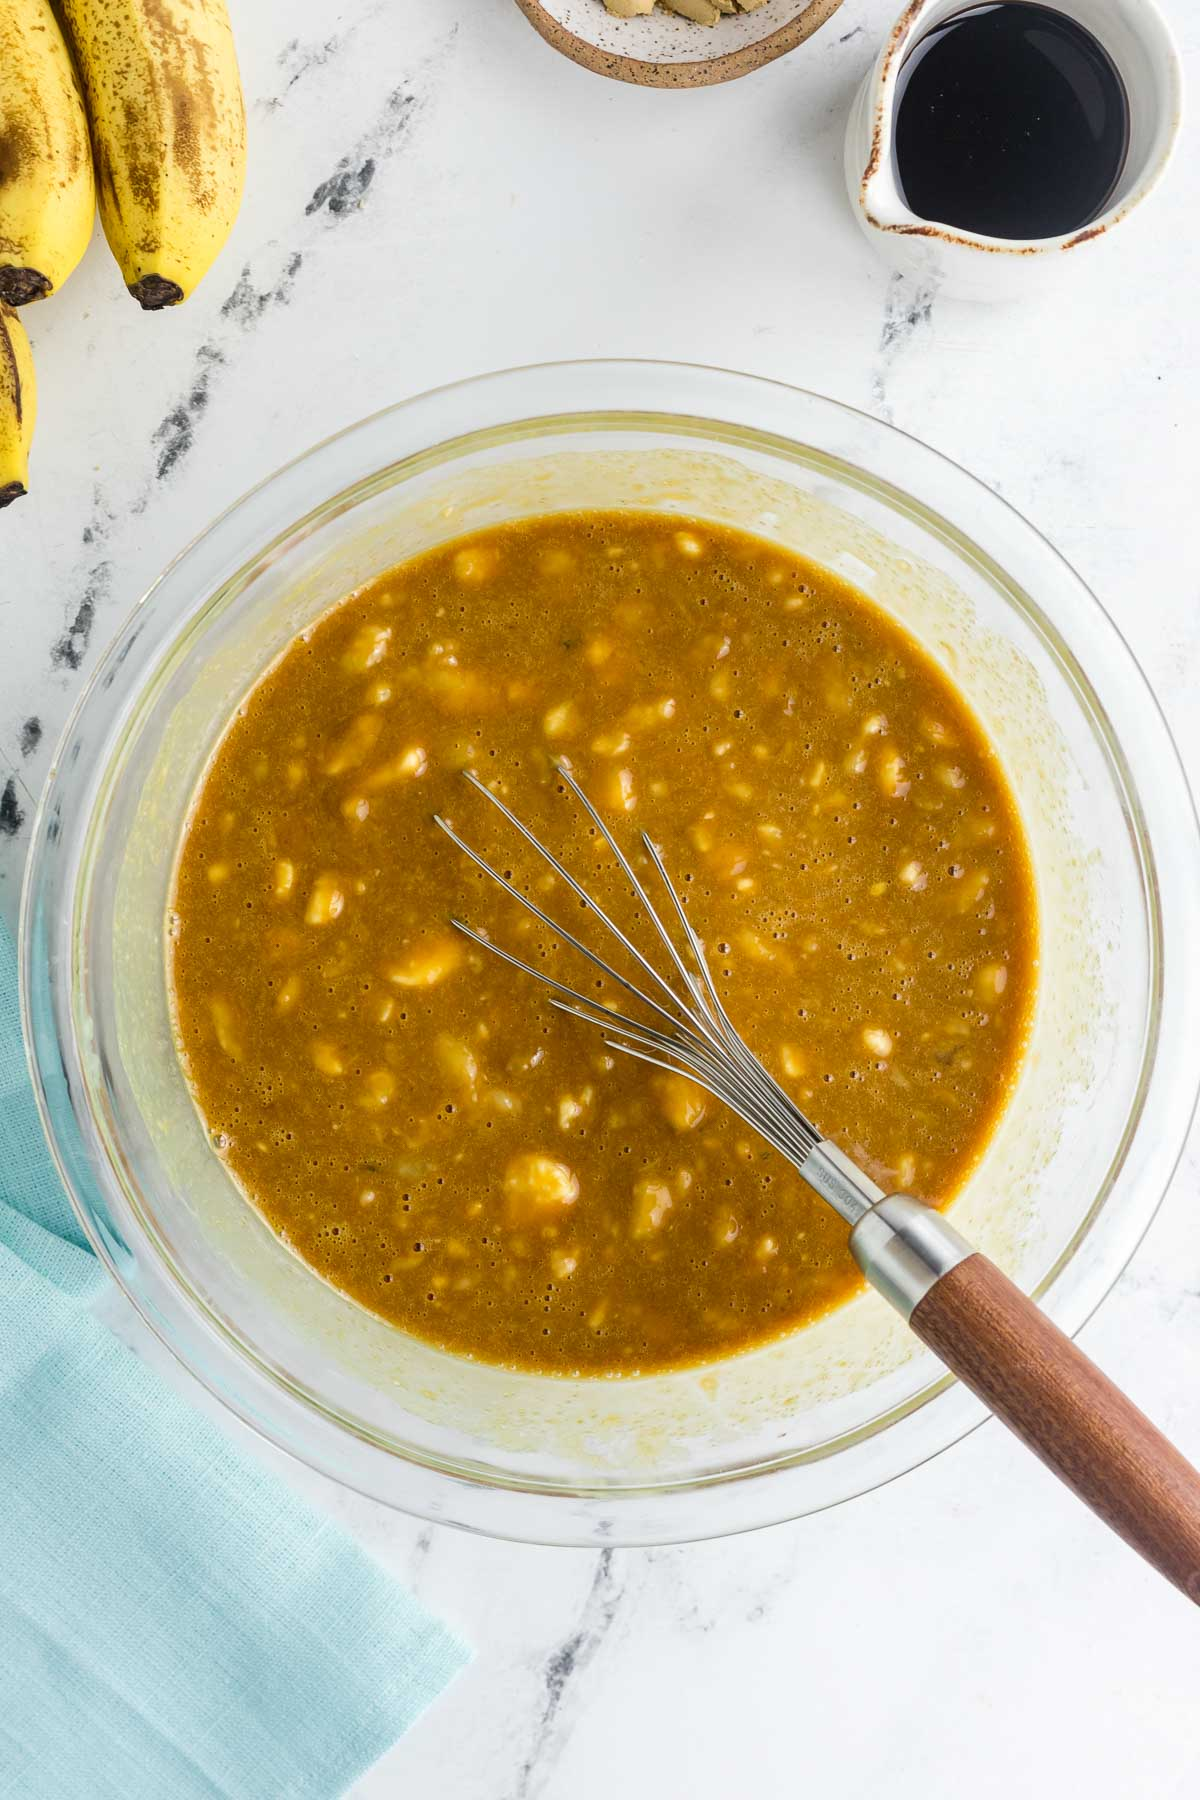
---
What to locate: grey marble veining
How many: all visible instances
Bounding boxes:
[4,3,1200,1796]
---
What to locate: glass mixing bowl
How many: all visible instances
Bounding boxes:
[20,361,1200,1545]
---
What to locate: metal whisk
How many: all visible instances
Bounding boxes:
[436,763,884,1234]
[436,761,1200,1606]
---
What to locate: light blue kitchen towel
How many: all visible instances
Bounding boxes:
[0,921,468,1800]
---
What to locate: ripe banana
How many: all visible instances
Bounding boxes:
[0,302,37,507]
[0,0,96,306]
[58,0,246,309]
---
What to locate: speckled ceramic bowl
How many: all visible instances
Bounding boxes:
[512,0,843,86]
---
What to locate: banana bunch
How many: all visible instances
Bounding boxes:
[0,0,246,506]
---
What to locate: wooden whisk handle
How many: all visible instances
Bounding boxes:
[910,1253,1200,1604]
[844,1188,1200,1606]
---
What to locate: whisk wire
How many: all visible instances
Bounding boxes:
[455,768,714,1040]
[435,812,690,1042]
[553,762,713,1018]
[450,893,804,1157]
[544,766,820,1153]
[545,993,817,1161]
[636,827,816,1130]
[435,766,827,1173]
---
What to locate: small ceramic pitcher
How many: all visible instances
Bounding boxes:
[845,0,1183,301]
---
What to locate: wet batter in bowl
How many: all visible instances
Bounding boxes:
[168,512,1037,1374]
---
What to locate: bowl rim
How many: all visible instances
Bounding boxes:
[510,0,844,88]
[19,358,1200,1544]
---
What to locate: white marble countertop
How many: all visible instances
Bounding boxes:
[4,1,1200,1794]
